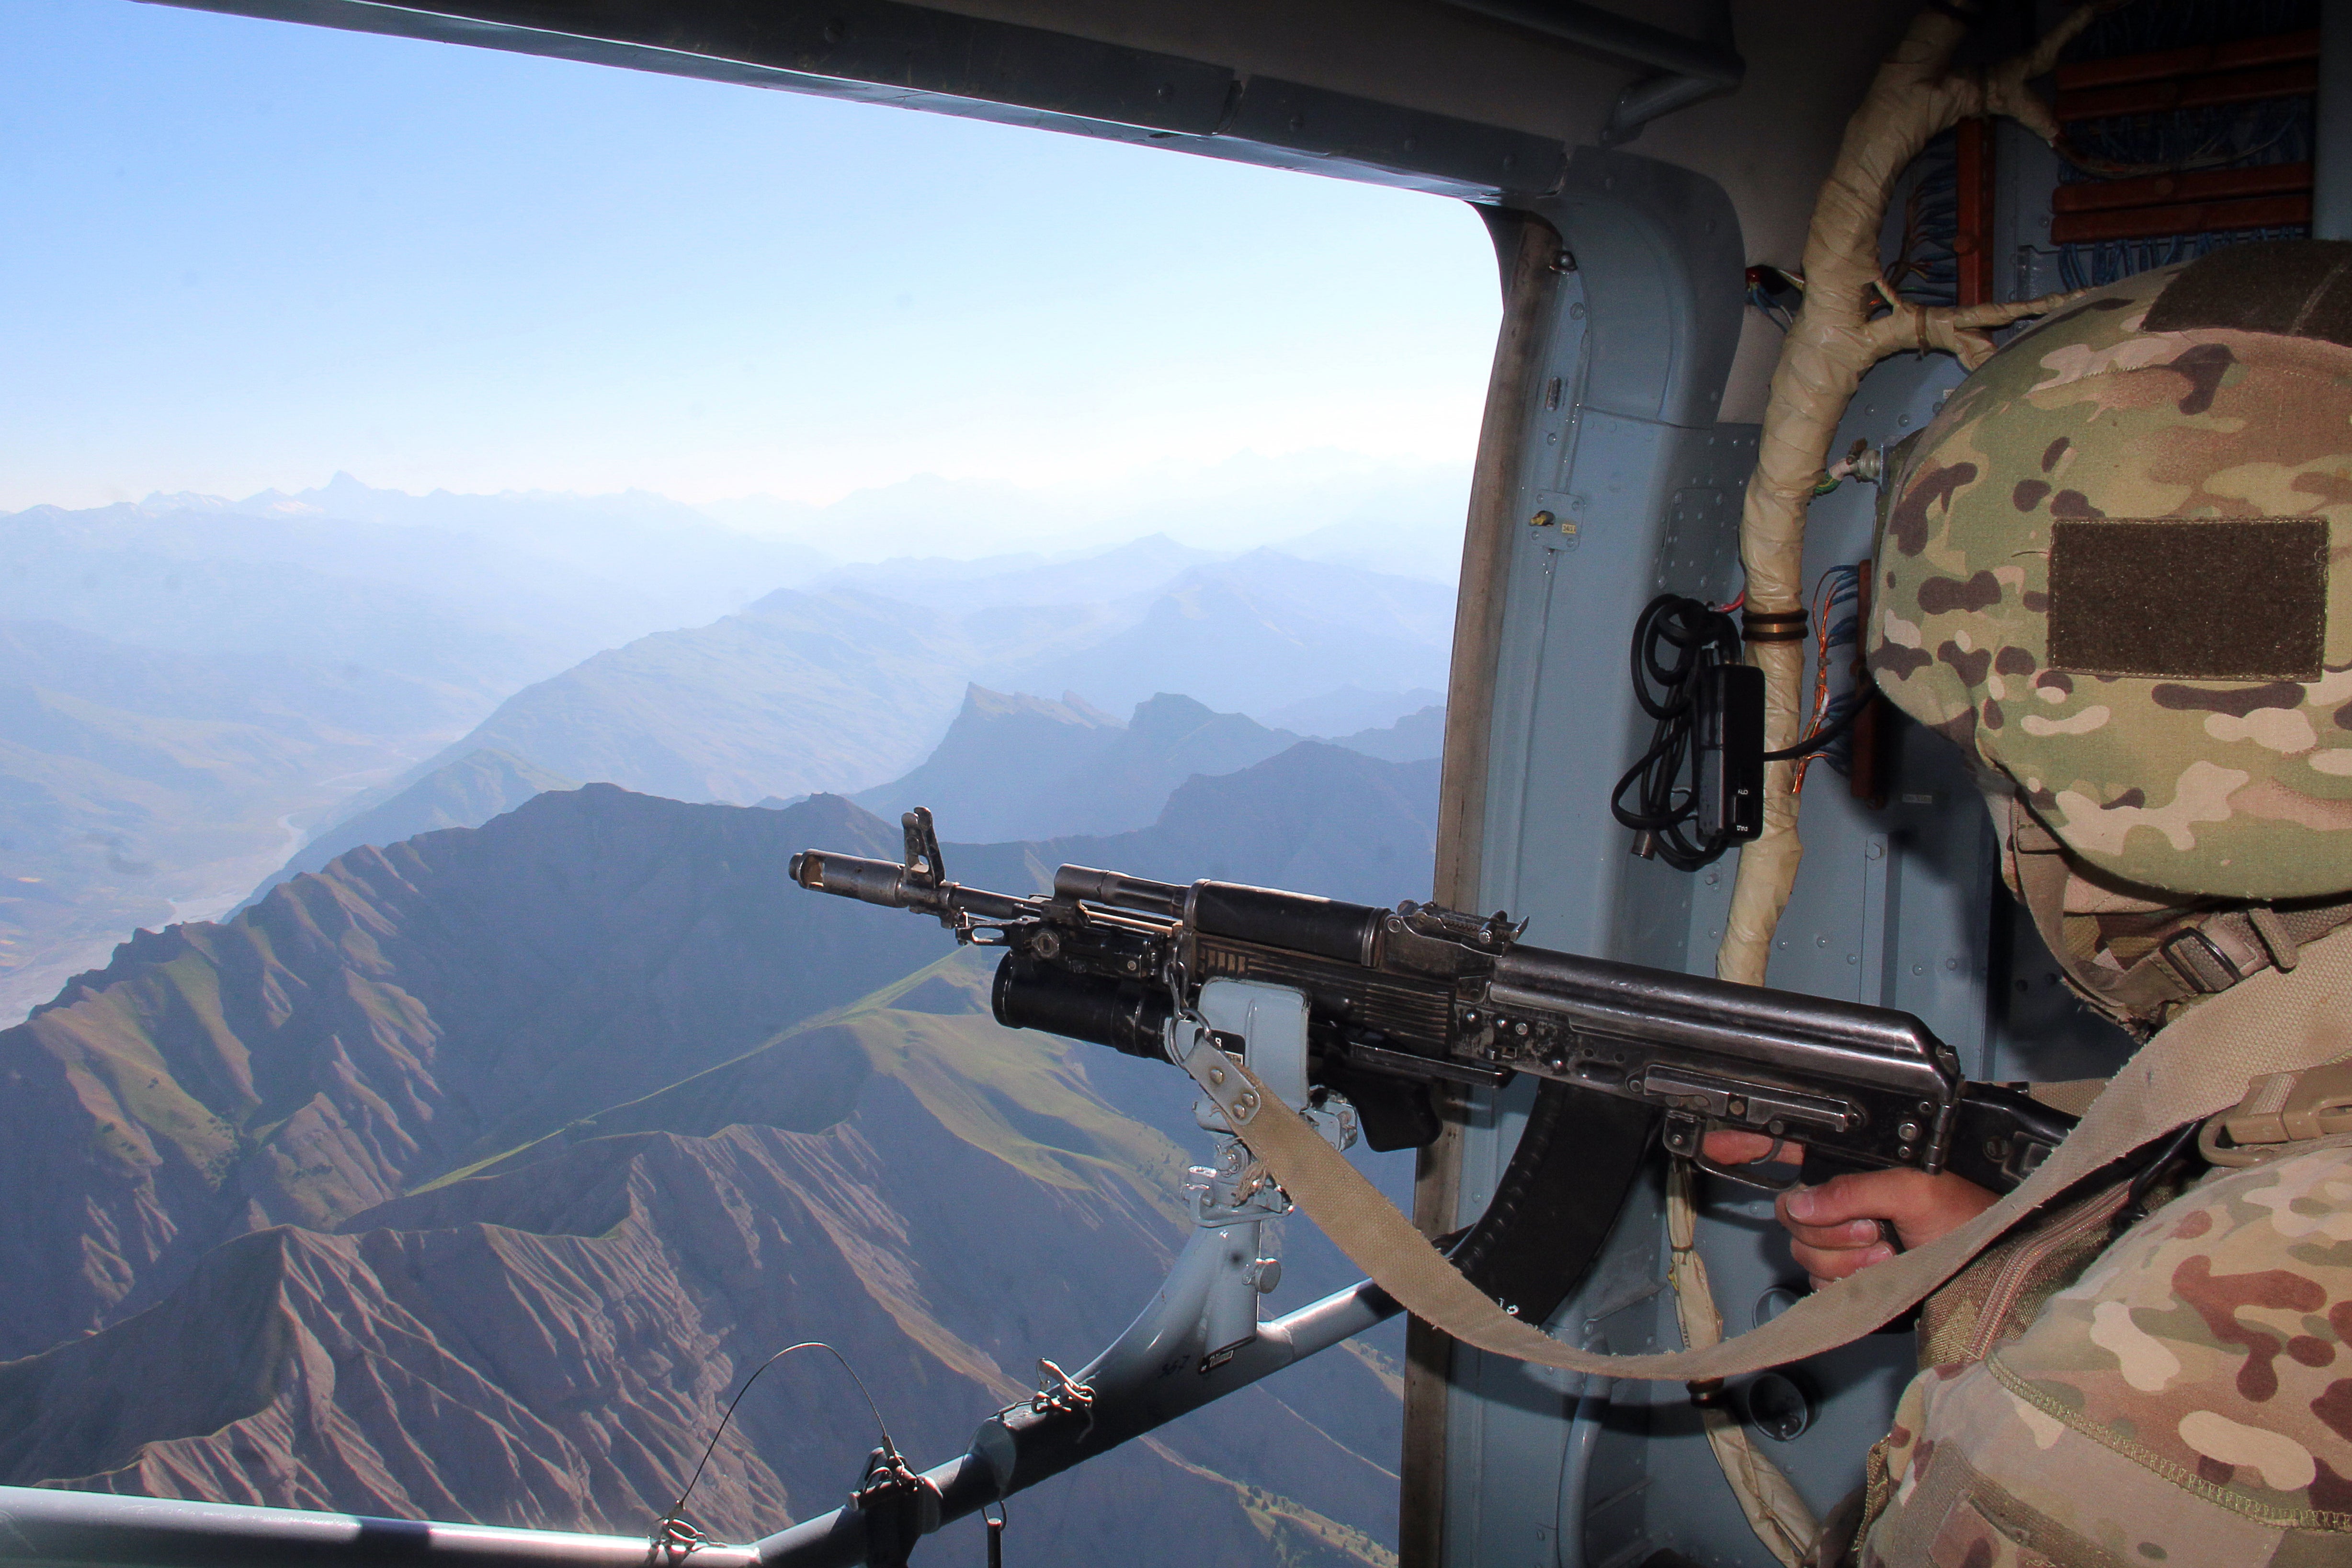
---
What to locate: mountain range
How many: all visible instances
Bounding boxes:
[0,741,1436,1562]
[0,477,836,1018]
[253,689,1444,905]
[0,477,1454,1027]
[852,688,1295,841]
[700,448,1470,577]
[245,749,581,906]
[856,687,1445,851]
[0,457,1464,1561]
[1258,685,1447,739]
[3,477,823,697]
[401,550,1454,809]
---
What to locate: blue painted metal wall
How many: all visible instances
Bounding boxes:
[1442,152,2135,1568]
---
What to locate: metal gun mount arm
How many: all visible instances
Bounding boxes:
[761,971,1399,1566]
[0,980,1401,1568]
[753,1279,1402,1568]
[0,1282,1398,1568]
[0,1275,1401,1568]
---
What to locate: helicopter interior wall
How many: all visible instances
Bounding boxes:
[1429,156,1791,1567]
[1436,159,2147,1568]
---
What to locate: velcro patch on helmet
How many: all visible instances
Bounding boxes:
[2142,239,2352,346]
[2047,518,2327,680]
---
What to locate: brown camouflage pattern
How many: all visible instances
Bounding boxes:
[1857,1138,2352,1564]
[1912,1179,2141,1375]
[1868,261,2352,900]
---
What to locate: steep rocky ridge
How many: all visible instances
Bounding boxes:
[1,740,1437,1364]
[848,686,1120,838]
[0,777,1421,1561]
[0,788,950,1357]
[0,1057,1398,1559]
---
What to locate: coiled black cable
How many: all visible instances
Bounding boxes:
[1613,592,1859,871]
[1611,594,1743,870]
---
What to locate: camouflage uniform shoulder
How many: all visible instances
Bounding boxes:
[1860,1137,2352,1565]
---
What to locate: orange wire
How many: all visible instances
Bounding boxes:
[1792,570,1850,797]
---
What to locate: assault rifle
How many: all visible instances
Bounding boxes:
[792,809,2071,1198]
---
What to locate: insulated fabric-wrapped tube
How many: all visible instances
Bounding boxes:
[1712,5,2091,986]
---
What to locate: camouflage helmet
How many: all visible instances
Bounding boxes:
[1868,240,2352,902]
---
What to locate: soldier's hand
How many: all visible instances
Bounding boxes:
[1699,1130,1998,1290]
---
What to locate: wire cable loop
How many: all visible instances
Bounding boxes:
[650,1340,900,1551]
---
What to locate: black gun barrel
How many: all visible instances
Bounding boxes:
[790,850,1036,922]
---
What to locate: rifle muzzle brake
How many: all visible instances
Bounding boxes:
[791,850,922,909]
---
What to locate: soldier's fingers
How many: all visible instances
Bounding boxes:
[1782,1170,1930,1227]
[1782,1217,1891,1250]
[1795,1239,1895,1283]
[1701,1129,1792,1166]
[1780,1168,1997,1250]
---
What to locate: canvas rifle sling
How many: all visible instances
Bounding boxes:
[1179,925,2352,1380]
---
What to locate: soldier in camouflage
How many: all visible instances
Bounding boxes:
[1766,239,2352,1564]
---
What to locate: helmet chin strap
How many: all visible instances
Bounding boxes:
[2001,795,2352,1036]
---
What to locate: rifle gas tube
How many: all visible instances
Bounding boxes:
[790,809,2070,1194]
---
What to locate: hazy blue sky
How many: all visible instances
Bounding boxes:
[0,0,1502,511]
